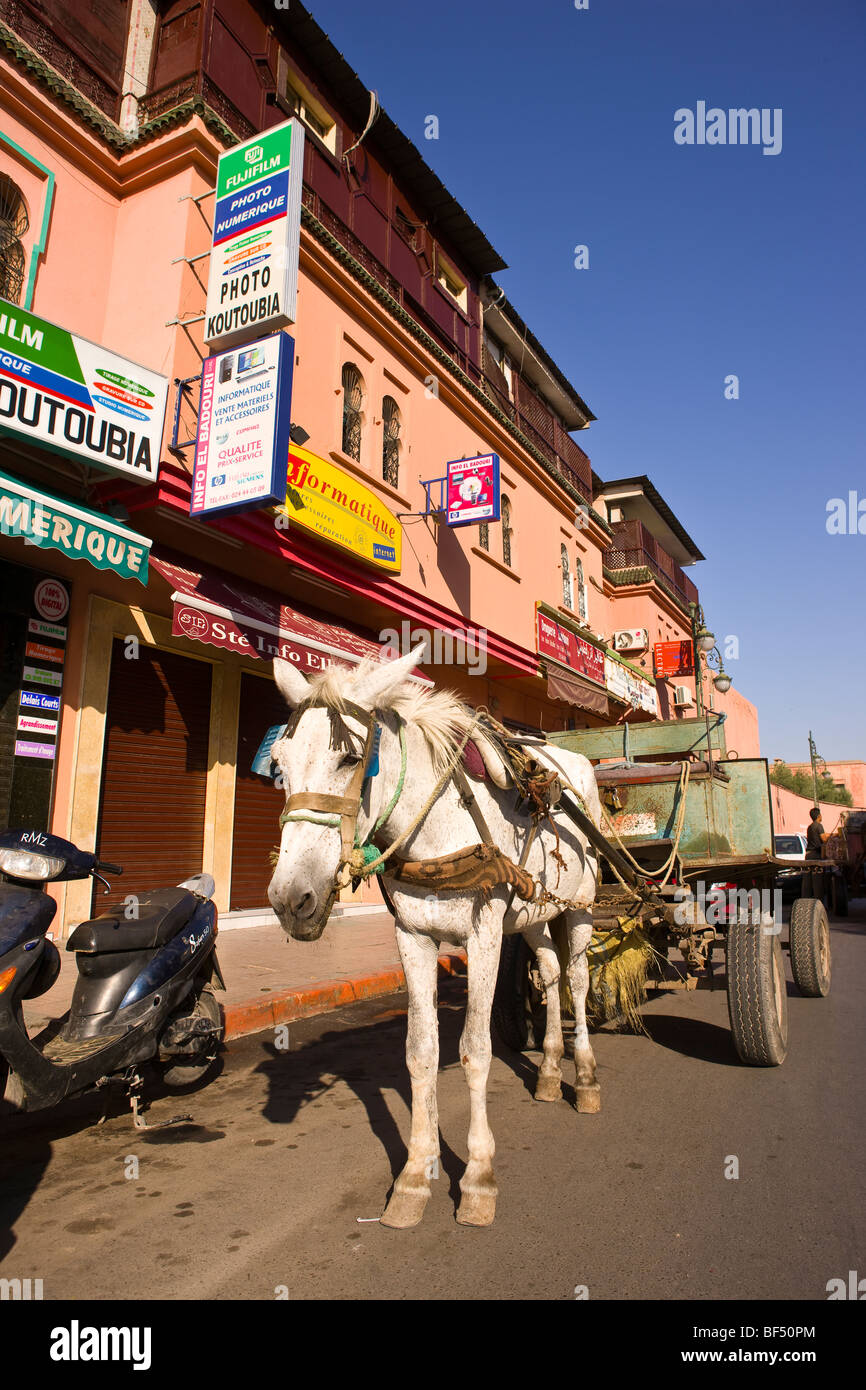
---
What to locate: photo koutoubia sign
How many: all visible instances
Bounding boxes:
[204,119,305,351]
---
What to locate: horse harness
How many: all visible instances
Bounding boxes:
[276,697,586,928]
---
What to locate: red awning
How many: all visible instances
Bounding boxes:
[150,554,387,675]
[546,666,610,718]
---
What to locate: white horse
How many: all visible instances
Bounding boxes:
[267,645,602,1228]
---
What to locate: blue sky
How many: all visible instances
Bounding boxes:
[309,0,865,761]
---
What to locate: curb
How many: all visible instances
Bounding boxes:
[222,950,467,1042]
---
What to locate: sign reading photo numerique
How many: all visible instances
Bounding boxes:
[204,119,305,352]
[190,332,294,518]
[446,453,501,527]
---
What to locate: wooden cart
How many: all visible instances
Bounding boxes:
[493,714,831,1067]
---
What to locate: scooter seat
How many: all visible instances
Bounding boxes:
[67,888,199,954]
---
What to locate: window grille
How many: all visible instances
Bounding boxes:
[501,495,513,568]
[478,521,489,551]
[0,177,29,305]
[576,557,588,623]
[382,395,401,486]
[341,363,364,460]
[561,544,573,608]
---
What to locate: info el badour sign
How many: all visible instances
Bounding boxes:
[190,331,293,518]
[204,118,305,352]
[445,453,500,526]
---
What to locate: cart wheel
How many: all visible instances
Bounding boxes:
[726,921,788,1066]
[493,935,545,1052]
[789,897,832,997]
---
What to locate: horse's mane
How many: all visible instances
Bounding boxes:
[301,660,475,774]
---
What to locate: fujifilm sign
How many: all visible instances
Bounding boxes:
[204,119,304,351]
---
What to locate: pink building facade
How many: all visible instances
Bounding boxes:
[0,0,760,932]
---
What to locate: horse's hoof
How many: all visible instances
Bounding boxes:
[576,1083,601,1113]
[380,1189,430,1229]
[456,1190,497,1227]
[534,1074,562,1103]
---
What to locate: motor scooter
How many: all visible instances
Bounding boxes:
[0,828,225,1128]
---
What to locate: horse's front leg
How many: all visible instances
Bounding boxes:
[564,908,600,1112]
[380,925,441,1229]
[523,921,564,1102]
[457,915,500,1227]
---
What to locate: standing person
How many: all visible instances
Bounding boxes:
[804,807,832,900]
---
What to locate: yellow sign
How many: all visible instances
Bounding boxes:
[281,445,402,572]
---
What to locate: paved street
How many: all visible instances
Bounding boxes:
[2,905,864,1302]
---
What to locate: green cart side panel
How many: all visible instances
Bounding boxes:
[710,758,775,860]
[549,714,727,762]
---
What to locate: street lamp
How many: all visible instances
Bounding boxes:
[688,602,733,716]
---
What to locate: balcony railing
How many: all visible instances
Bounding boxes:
[481,350,593,499]
[603,519,699,608]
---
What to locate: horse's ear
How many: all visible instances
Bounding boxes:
[273,657,310,709]
[353,642,426,710]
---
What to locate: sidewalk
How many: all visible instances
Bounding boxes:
[22,909,466,1042]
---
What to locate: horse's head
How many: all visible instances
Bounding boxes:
[267,645,423,940]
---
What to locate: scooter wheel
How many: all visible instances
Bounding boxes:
[159,988,223,1088]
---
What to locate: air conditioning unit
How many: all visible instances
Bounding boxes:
[612,628,648,653]
[673,686,694,707]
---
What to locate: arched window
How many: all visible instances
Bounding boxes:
[501,495,513,568]
[341,362,364,460]
[576,557,588,624]
[0,176,29,305]
[382,395,401,486]
[478,521,489,551]
[561,544,573,608]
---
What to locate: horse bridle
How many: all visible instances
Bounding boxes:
[277,697,379,889]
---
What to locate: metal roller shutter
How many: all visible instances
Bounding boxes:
[230,672,287,909]
[93,640,212,913]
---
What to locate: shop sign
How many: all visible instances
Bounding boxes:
[28,617,67,640]
[14,740,55,760]
[0,306,167,480]
[191,333,293,518]
[24,640,64,665]
[536,608,605,686]
[604,654,659,715]
[446,453,500,527]
[653,639,694,678]
[282,445,402,572]
[17,714,58,736]
[205,119,305,350]
[34,577,69,621]
[0,470,151,581]
[22,664,62,687]
[20,690,61,712]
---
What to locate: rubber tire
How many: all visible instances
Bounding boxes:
[492,935,545,1052]
[789,897,832,997]
[159,988,223,1087]
[726,921,789,1066]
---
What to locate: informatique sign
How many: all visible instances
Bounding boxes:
[536,608,605,686]
[0,306,168,480]
[204,119,305,351]
[653,639,694,678]
[190,332,294,518]
[446,453,500,527]
[281,444,402,572]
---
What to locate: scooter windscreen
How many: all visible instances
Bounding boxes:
[0,829,106,882]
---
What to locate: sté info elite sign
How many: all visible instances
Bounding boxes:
[204,119,305,351]
[191,332,294,518]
